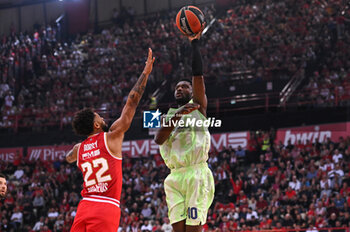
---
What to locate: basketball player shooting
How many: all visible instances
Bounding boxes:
[154,25,215,232]
[65,48,155,232]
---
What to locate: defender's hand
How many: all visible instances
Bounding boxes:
[175,103,200,116]
[142,48,156,75]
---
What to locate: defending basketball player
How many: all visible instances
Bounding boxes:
[154,25,215,232]
[0,173,7,200]
[66,48,155,232]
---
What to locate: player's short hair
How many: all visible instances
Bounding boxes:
[0,173,6,179]
[177,78,192,86]
[72,108,95,136]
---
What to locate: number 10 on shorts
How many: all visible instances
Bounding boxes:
[187,207,197,219]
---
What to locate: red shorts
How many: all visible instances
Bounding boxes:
[71,199,120,232]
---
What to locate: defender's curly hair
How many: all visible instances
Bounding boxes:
[0,173,6,179]
[72,108,95,136]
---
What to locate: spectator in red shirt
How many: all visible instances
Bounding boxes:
[274,222,287,232]
[214,201,235,212]
[219,216,230,230]
[259,216,271,229]
[4,193,14,207]
[236,190,248,206]
[307,203,316,217]
[40,225,52,232]
[256,196,268,212]
[296,140,305,151]
[284,186,297,202]
[268,162,279,176]
[229,172,243,195]
[228,220,238,231]
[59,199,70,213]
[340,182,350,197]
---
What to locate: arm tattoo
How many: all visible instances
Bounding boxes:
[66,149,74,162]
[129,73,148,103]
[131,73,147,95]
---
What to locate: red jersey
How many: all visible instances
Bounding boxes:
[77,132,122,208]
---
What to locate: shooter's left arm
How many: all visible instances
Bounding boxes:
[191,39,207,117]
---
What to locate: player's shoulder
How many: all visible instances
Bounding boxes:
[106,128,125,140]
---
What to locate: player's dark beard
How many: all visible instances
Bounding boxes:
[0,193,5,200]
[102,123,109,132]
[176,96,191,106]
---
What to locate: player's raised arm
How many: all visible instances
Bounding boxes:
[188,26,207,117]
[109,48,155,134]
[66,143,81,163]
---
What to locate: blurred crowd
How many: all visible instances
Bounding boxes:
[209,131,350,232]
[1,130,350,232]
[0,0,349,130]
[217,0,350,106]
[0,5,215,130]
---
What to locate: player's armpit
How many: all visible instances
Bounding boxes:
[66,143,80,163]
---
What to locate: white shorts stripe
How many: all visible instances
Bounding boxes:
[88,195,120,203]
[82,197,120,208]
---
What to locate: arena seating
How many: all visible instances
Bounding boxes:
[1,131,349,231]
[0,0,349,130]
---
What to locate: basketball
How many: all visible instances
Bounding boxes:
[176,6,205,36]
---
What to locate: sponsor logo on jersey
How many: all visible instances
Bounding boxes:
[87,182,109,193]
[82,149,100,160]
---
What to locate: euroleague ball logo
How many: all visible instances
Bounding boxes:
[198,14,204,22]
[180,17,192,35]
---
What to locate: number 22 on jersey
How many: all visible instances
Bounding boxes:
[81,157,112,187]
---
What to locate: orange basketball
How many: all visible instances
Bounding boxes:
[176,6,205,36]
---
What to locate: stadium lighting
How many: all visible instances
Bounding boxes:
[56,14,64,23]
